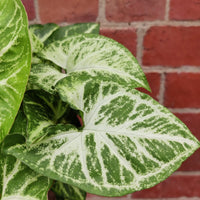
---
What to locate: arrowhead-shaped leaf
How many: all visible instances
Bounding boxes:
[29,23,100,91]
[3,81,200,196]
[0,0,31,142]
[39,34,150,91]
[0,142,52,200]
[51,181,86,200]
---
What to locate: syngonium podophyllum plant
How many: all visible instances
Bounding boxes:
[0,0,200,199]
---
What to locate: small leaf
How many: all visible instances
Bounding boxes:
[40,34,150,91]
[0,0,31,142]
[0,141,52,200]
[23,90,69,143]
[51,181,86,200]
[29,23,59,44]
[4,83,200,196]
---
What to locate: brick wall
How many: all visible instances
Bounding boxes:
[22,0,200,199]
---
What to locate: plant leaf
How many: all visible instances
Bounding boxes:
[9,108,27,136]
[3,82,200,196]
[46,23,100,44]
[29,30,44,53]
[29,23,59,44]
[29,23,99,54]
[0,142,52,200]
[23,90,69,143]
[51,181,86,200]
[0,0,31,142]
[28,64,67,94]
[39,34,150,91]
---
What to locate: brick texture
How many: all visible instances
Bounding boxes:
[132,175,200,198]
[175,113,200,171]
[170,0,200,20]
[21,0,35,20]
[143,26,200,67]
[100,28,137,56]
[38,0,98,23]
[164,73,200,108]
[106,0,166,22]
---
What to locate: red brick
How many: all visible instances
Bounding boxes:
[106,0,165,22]
[164,73,200,108]
[174,113,200,171]
[38,0,98,23]
[21,0,35,20]
[106,0,166,22]
[100,28,137,56]
[175,113,200,141]
[137,73,161,101]
[179,148,200,171]
[132,175,200,198]
[170,0,200,20]
[143,26,200,67]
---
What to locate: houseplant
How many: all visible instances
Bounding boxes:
[0,0,200,199]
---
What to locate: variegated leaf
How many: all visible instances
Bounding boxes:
[0,142,52,200]
[29,24,58,54]
[28,64,66,94]
[3,82,200,196]
[0,0,31,142]
[29,23,59,44]
[46,23,100,43]
[29,30,44,53]
[23,90,69,143]
[39,34,150,91]
[51,181,86,200]
[29,23,99,53]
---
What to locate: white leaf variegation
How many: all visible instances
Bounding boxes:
[0,143,52,200]
[28,64,67,94]
[0,0,31,142]
[29,23,59,44]
[29,23,100,92]
[51,181,86,200]
[3,81,200,196]
[39,34,150,91]
[46,23,100,43]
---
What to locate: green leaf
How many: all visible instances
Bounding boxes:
[0,0,31,142]
[0,141,52,200]
[23,90,69,143]
[40,34,150,91]
[28,64,67,94]
[46,23,100,43]
[29,23,99,53]
[51,181,86,200]
[29,23,59,44]
[9,108,27,136]
[3,82,199,196]
[29,30,44,53]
